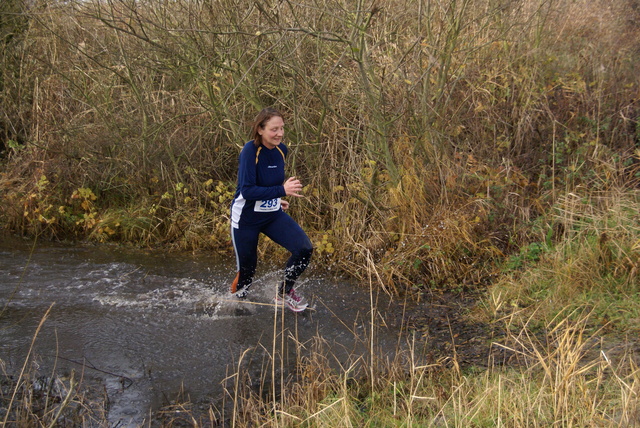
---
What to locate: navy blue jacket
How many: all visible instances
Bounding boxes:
[231,141,288,228]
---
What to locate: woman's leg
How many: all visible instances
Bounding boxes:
[263,212,314,295]
[230,225,260,296]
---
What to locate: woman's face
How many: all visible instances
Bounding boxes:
[258,116,284,149]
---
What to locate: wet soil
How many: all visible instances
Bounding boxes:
[393,289,640,373]
[388,289,509,369]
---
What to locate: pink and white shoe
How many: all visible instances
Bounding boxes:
[275,288,308,312]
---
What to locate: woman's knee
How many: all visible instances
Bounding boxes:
[297,240,313,260]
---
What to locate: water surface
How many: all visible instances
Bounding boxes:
[0,236,398,426]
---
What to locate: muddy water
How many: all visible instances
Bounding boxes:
[0,236,400,426]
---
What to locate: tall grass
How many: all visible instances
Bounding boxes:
[1,0,639,289]
[205,302,638,427]
[488,187,640,333]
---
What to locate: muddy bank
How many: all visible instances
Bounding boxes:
[389,290,505,368]
[396,290,640,374]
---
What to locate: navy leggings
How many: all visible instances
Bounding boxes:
[232,211,313,295]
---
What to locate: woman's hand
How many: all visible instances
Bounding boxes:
[283,177,303,197]
[281,200,290,210]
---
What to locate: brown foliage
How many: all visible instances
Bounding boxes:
[1,0,639,291]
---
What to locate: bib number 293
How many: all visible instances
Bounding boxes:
[254,198,281,212]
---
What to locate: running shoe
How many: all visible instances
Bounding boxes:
[234,288,249,299]
[275,288,308,312]
[230,273,249,298]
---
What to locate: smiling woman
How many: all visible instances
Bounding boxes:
[228,107,314,312]
[257,114,284,149]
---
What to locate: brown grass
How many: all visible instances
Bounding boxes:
[1,0,639,290]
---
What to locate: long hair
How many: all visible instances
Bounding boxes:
[251,107,283,147]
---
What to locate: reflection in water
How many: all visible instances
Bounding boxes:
[0,236,399,426]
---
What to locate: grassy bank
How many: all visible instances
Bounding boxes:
[218,316,638,427]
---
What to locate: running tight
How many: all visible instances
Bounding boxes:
[231,211,313,295]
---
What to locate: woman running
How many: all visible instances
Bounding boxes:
[229,107,313,312]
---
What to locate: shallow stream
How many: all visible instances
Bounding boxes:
[0,236,401,426]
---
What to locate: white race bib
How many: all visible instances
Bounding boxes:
[254,198,281,212]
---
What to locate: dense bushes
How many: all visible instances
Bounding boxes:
[1,0,639,293]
